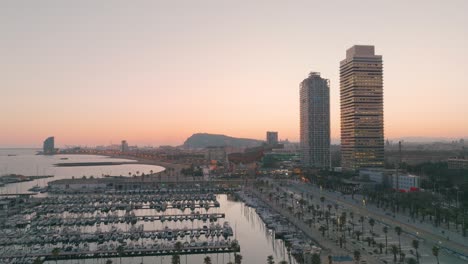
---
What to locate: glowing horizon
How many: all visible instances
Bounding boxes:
[1,1,467,148]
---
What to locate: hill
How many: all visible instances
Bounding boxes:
[183,133,263,148]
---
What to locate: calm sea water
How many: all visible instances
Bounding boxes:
[0,148,164,194]
[0,149,297,264]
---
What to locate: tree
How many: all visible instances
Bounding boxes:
[51,247,60,264]
[235,254,243,264]
[320,196,325,215]
[116,244,125,264]
[319,225,326,237]
[172,255,180,264]
[378,243,384,254]
[359,216,365,234]
[383,226,389,254]
[355,230,362,241]
[368,218,375,234]
[432,246,440,264]
[312,253,321,264]
[267,255,275,264]
[412,240,420,264]
[353,250,361,264]
[204,256,212,264]
[395,226,402,255]
[33,257,43,264]
[391,245,398,263]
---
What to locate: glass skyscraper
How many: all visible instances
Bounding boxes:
[340,45,384,171]
[300,72,330,169]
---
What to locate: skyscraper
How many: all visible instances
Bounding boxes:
[43,136,55,155]
[266,131,279,146]
[340,45,384,171]
[300,72,330,169]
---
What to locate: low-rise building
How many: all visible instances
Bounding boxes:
[392,174,420,192]
[448,158,468,170]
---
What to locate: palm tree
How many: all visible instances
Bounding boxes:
[378,243,384,254]
[312,253,321,264]
[172,255,180,264]
[359,216,365,234]
[51,247,60,264]
[368,218,375,234]
[383,226,389,254]
[355,230,362,241]
[33,257,43,264]
[267,255,275,264]
[117,244,125,264]
[320,196,325,215]
[319,225,326,237]
[353,250,361,264]
[412,240,420,264]
[204,256,212,264]
[391,245,398,263]
[432,246,440,264]
[234,254,243,264]
[395,226,402,254]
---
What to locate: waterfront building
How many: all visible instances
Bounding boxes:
[392,174,420,192]
[299,72,330,169]
[43,136,55,154]
[205,146,227,163]
[448,157,468,170]
[340,45,384,171]
[121,140,129,152]
[266,131,279,146]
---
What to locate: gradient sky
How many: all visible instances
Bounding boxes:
[1,0,467,148]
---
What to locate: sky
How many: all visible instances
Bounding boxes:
[1,0,467,148]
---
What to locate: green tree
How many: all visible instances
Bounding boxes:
[412,240,420,264]
[432,246,440,264]
[383,226,389,254]
[204,256,212,264]
[116,244,125,264]
[368,218,375,234]
[235,254,243,264]
[353,250,361,264]
[391,245,398,263]
[311,253,321,264]
[395,226,402,254]
[267,255,275,264]
[51,247,60,264]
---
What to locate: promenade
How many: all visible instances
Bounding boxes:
[248,187,376,264]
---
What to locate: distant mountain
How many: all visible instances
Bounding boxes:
[183,133,264,148]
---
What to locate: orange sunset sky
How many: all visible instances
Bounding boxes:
[1,0,467,148]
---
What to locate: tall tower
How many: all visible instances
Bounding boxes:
[340,45,384,171]
[300,72,330,169]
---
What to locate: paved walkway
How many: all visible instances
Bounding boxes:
[248,187,378,264]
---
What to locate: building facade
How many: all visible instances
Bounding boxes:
[266,131,279,146]
[300,72,330,169]
[448,158,468,170]
[121,140,129,152]
[340,45,384,171]
[43,136,55,155]
[205,146,227,163]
